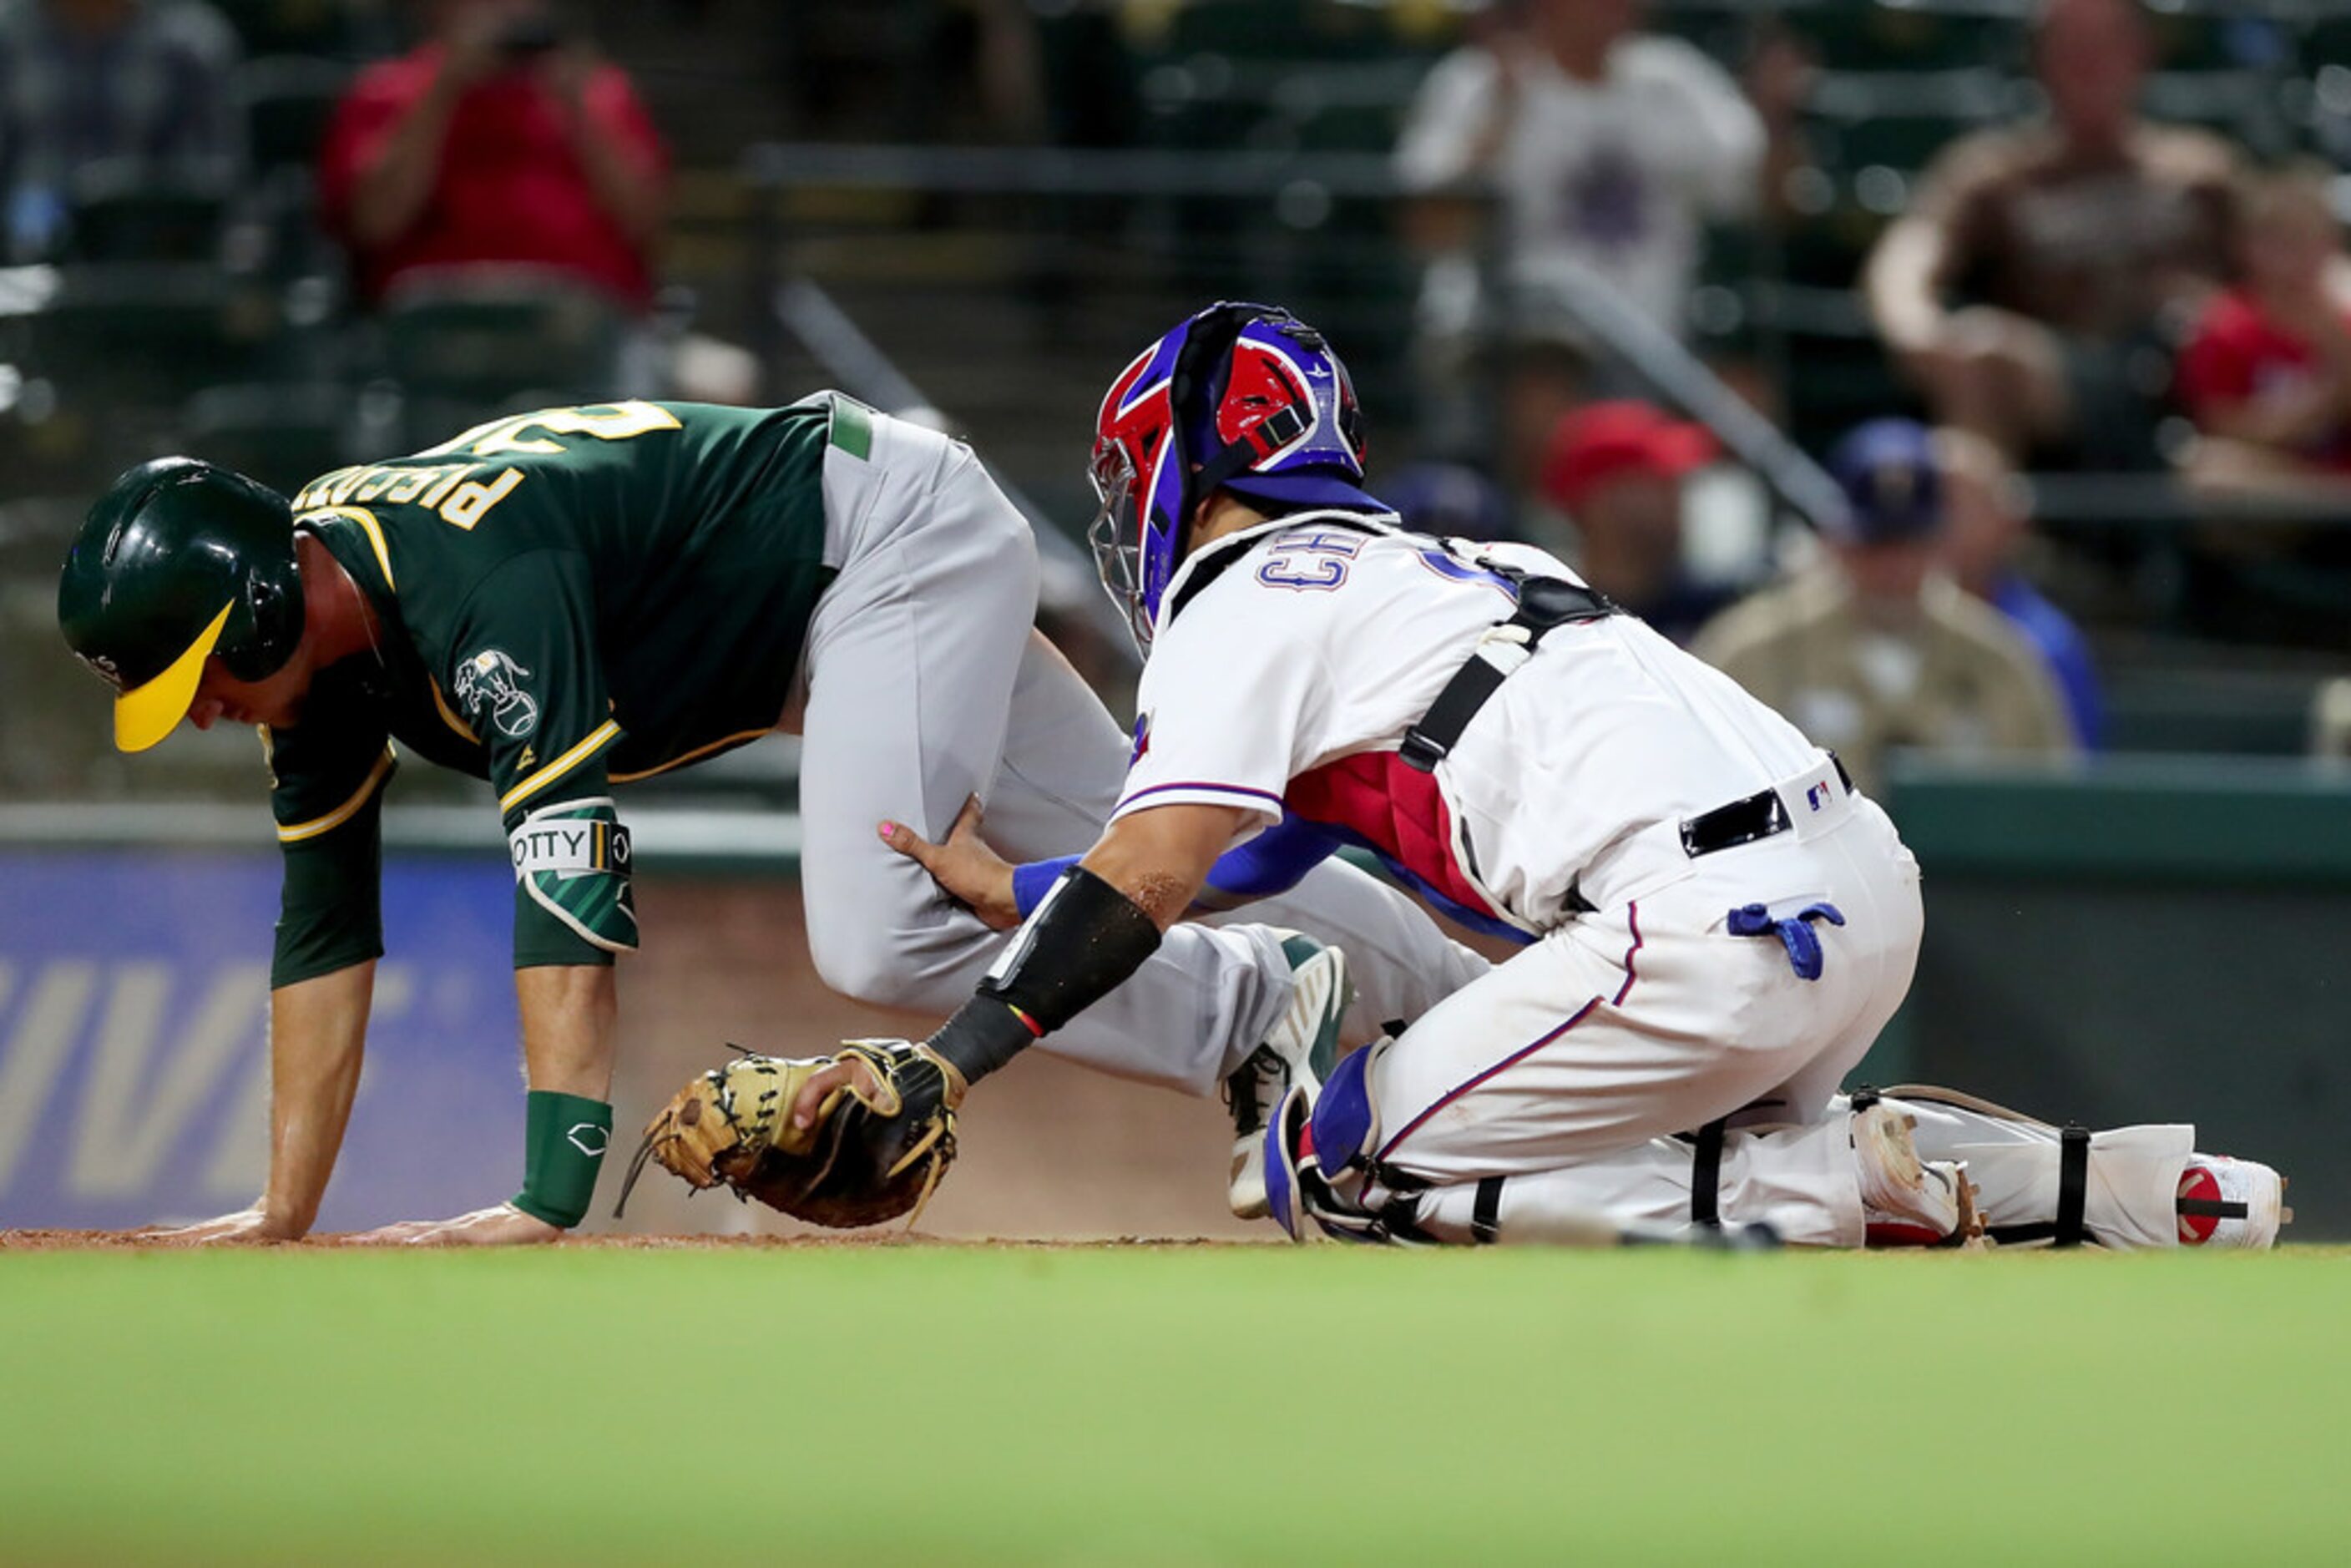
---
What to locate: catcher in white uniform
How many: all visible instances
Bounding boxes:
[867,301,2283,1250]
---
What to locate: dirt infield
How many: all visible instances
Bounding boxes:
[10,1226,2339,1254]
[0,1229,1265,1251]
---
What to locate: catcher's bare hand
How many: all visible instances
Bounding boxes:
[350,1203,562,1247]
[882,796,1021,930]
[789,1053,886,1132]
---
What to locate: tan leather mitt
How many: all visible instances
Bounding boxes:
[615,1044,960,1230]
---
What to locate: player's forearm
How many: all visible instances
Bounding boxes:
[1403,195,1484,258]
[924,807,1246,1087]
[346,76,463,245]
[2203,399,2331,450]
[259,963,377,1236]
[516,964,619,1099]
[566,114,665,250]
[498,965,619,1232]
[1077,806,1241,929]
[1864,220,1950,353]
[2297,320,2351,416]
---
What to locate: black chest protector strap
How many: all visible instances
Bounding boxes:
[1402,554,1617,774]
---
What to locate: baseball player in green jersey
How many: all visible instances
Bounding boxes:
[57,396,1486,1244]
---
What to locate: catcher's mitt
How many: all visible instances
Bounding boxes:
[614,1042,963,1230]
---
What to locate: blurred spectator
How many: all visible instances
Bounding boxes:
[1396,0,1779,341]
[2315,677,2351,758]
[962,0,1044,144]
[1384,460,1515,544]
[1935,426,2104,749]
[2176,168,2351,492]
[1864,0,2240,470]
[1693,418,2075,792]
[1539,400,1737,645]
[0,0,243,260]
[317,0,667,310]
[1396,0,1795,483]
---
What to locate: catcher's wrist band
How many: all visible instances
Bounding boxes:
[933,866,1164,1086]
[512,1089,614,1229]
[1011,855,1079,920]
[927,997,1039,1087]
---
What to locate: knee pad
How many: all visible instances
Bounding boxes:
[1307,1039,1385,1176]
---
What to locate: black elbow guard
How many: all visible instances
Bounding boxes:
[928,866,1164,1085]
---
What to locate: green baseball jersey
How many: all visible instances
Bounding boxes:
[267,396,859,985]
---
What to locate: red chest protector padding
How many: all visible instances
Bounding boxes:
[1285,750,1501,922]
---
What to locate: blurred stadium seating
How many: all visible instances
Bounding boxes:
[0,0,2343,783]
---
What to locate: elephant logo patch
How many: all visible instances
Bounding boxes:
[454,649,540,739]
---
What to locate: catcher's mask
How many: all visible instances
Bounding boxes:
[1087,301,1381,650]
[58,458,304,751]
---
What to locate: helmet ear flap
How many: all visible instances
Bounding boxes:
[218,553,306,683]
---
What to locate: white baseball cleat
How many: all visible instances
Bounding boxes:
[1226,933,1352,1219]
[2177,1155,2288,1249]
[1853,1102,1982,1247]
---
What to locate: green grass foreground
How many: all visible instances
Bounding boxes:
[2,1244,2346,1565]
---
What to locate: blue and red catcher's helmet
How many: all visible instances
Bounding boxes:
[1088,302,1383,648]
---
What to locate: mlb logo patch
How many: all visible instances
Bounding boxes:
[1805,783,1828,812]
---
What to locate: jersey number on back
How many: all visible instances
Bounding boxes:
[1255,529,1364,592]
[422,402,685,460]
[413,402,685,530]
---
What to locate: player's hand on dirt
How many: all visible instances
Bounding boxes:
[882,795,1021,929]
[351,1203,563,1247]
[140,1205,303,1246]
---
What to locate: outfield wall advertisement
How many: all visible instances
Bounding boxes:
[0,852,521,1232]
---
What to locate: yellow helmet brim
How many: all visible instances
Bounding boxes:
[114,601,234,753]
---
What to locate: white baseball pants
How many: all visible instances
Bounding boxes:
[1363,783,1927,1247]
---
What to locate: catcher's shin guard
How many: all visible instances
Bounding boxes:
[1265,1045,1415,1244]
[1265,1085,1396,1243]
[1878,1085,2289,1250]
[1263,1084,1312,1242]
[1307,1036,1381,1181]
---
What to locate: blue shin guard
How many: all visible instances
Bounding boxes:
[1264,1085,1312,1242]
[1265,1044,1392,1243]
[1309,1039,1381,1178]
